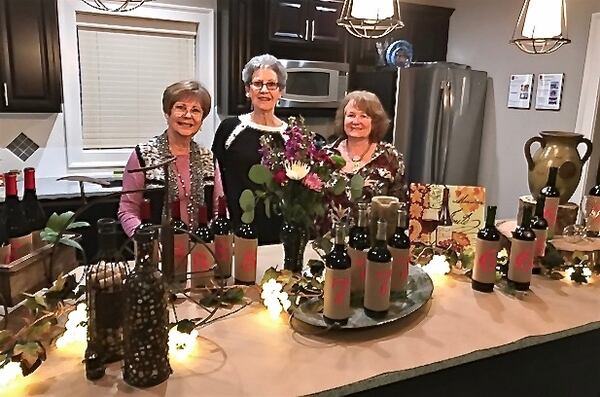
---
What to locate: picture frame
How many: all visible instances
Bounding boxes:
[507,74,534,109]
[535,73,565,111]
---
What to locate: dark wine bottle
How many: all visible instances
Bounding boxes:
[388,206,410,293]
[123,227,171,387]
[191,204,215,287]
[234,220,257,285]
[212,196,232,278]
[472,206,500,293]
[539,166,560,239]
[323,221,352,325]
[436,187,453,246]
[22,168,46,249]
[86,218,127,366]
[530,197,548,274]
[364,219,392,318]
[586,164,600,236]
[348,203,369,292]
[138,198,153,230]
[0,205,9,264]
[508,207,536,291]
[4,172,32,261]
[171,200,189,289]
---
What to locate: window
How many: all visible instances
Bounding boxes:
[58,1,215,169]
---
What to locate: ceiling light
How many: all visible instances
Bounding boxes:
[337,0,404,39]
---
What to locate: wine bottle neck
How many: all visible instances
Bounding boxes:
[534,197,545,217]
[546,167,558,186]
[485,206,497,227]
[24,168,36,191]
[396,210,407,228]
[375,220,387,241]
[4,174,18,197]
[357,209,368,227]
[520,207,533,228]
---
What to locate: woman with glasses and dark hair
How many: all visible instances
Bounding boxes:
[212,54,288,244]
[118,80,221,237]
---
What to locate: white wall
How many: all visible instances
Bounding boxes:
[0,0,217,178]
[444,0,600,217]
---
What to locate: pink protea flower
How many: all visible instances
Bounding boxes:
[302,173,323,192]
[273,169,288,185]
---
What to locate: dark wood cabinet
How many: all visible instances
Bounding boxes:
[0,0,62,113]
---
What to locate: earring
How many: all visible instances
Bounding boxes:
[245,93,250,98]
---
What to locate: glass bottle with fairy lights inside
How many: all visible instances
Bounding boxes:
[123,226,171,387]
[85,218,128,373]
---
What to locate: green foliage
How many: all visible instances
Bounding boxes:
[41,211,90,252]
[248,164,272,185]
[239,189,256,224]
[171,319,196,334]
[541,243,564,270]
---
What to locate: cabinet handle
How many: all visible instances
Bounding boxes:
[305,20,309,40]
[311,20,315,41]
[3,83,7,107]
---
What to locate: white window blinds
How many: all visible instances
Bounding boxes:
[77,15,196,149]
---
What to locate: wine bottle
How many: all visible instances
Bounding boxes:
[436,187,453,246]
[348,203,369,292]
[135,198,159,266]
[388,206,410,293]
[508,207,536,291]
[86,218,126,365]
[123,227,171,387]
[171,200,189,289]
[540,167,560,239]
[191,204,215,287]
[472,206,500,293]
[530,197,548,274]
[22,167,46,249]
[234,220,257,285]
[586,166,600,236]
[364,219,392,318]
[0,205,10,264]
[323,221,351,325]
[4,172,32,261]
[212,196,233,279]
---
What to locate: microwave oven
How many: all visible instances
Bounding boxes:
[278,59,349,108]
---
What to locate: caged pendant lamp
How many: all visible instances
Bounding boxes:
[337,0,404,39]
[510,0,571,54]
[80,0,151,12]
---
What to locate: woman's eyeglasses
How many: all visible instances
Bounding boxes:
[249,81,280,91]
[172,104,203,118]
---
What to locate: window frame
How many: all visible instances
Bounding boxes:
[58,0,215,170]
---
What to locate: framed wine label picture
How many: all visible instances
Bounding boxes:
[409,184,486,248]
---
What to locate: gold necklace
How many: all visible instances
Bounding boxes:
[348,142,372,169]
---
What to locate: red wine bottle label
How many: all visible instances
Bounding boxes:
[436,226,453,244]
[508,239,534,283]
[9,233,32,261]
[214,234,233,277]
[234,236,257,283]
[173,233,189,287]
[323,267,351,321]
[543,197,560,238]
[348,247,367,292]
[473,238,499,285]
[388,246,409,292]
[532,228,547,258]
[190,241,215,287]
[364,260,392,312]
[585,195,600,232]
[0,245,11,264]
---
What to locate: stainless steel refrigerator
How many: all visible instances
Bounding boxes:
[393,62,487,186]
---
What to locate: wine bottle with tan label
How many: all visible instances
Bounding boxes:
[540,167,560,239]
[530,197,548,274]
[472,206,500,293]
[191,204,215,287]
[4,172,32,261]
[234,221,257,285]
[508,207,536,291]
[388,206,410,293]
[436,187,453,246]
[212,196,233,279]
[586,164,600,236]
[323,221,351,325]
[22,168,46,249]
[364,219,392,319]
[170,200,189,289]
[348,203,369,292]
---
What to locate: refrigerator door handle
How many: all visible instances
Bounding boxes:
[440,81,452,182]
[432,82,446,183]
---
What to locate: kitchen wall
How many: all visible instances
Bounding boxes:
[0,0,217,178]
[441,0,600,217]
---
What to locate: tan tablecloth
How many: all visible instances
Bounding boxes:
[4,244,600,397]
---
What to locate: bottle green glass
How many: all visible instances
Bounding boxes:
[530,197,548,274]
[348,203,369,293]
[123,227,171,387]
[171,200,189,289]
[388,206,410,293]
[191,204,215,287]
[212,196,233,278]
[539,167,560,239]
[364,219,392,318]
[234,221,257,285]
[472,206,500,293]
[508,207,536,291]
[323,221,351,325]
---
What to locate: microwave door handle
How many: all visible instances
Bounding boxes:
[311,20,315,41]
[305,20,309,40]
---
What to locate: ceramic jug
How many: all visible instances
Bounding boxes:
[524,131,592,204]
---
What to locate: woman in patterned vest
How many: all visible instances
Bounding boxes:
[118,80,219,237]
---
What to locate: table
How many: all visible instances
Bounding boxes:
[3,245,600,396]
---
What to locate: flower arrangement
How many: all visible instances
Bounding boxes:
[241,117,363,232]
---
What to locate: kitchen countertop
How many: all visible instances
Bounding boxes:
[0,176,123,202]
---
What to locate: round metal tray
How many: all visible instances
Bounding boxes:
[294,265,434,329]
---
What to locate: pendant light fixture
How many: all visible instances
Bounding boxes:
[337,0,404,39]
[80,0,151,12]
[510,0,571,54]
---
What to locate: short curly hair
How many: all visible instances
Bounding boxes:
[334,90,391,143]
[241,54,287,89]
[162,80,211,120]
